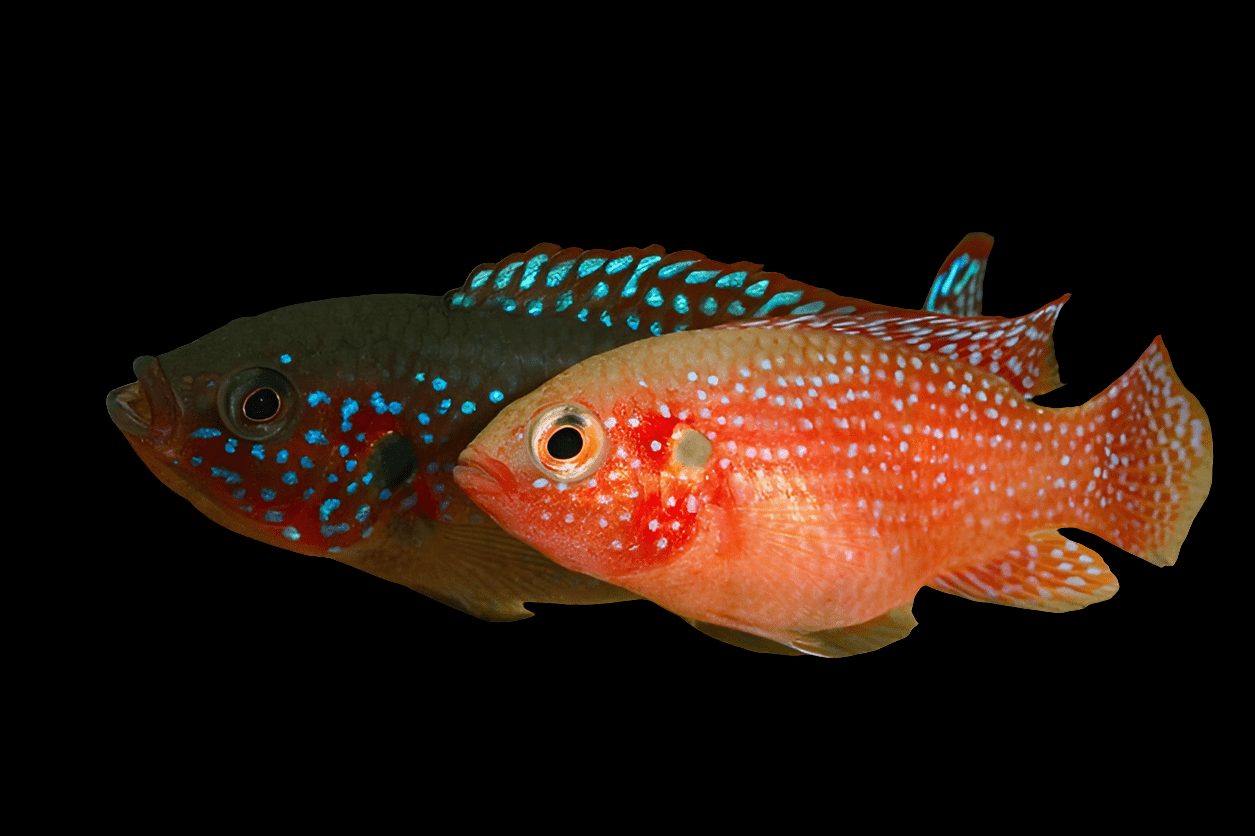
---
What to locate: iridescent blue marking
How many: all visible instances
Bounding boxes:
[434,484,445,493]
[251,444,265,460]
[645,287,663,307]
[443,462,456,472]
[469,268,493,289]
[280,354,291,364]
[231,488,245,500]
[321,523,350,537]
[400,494,418,510]
[489,390,503,403]
[728,300,746,316]
[225,438,237,454]
[438,398,452,413]
[422,434,433,443]
[546,261,574,287]
[744,280,769,298]
[526,299,543,315]
[414,372,425,382]
[388,401,401,414]
[500,299,517,313]
[754,290,804,316]
[556,290,574,312]
[328,546,341,554]
[634,255,662,278]
[327,474,338,483]
[191,428,221,439]
[282,526,300,540]
[685,270,720,284]
[211,467,242,484]
[302,488,314,500]
[658,260,697,278]
[495,261,522,289]
[346,460,356,471]
[448,293,467,307]
[578,258,606,277]
[341,421,352,432]
[261,488,276,501]
[379,489,392,501]
[715,272,747,288]
[650,321,663,336]
[953,260,980,294]
[355,505,371,523]
[361,527,373,539]
[600,310,612,326]
[264,510,284,523]
[520,254,548,290]
[191,456,203,466]
[606,255,633,274]
[338,444,349,457]
[675,324,689,331]
[308,391,331,407]
[356,433,365,442]
[301,456,314,469]
[371,392,387,412]
[305,430,328,445]
[461,401,476,414]
[700,296,718,316]
[432,378,446,392]
[342,398,359,420]
[319,498,340,521]
[426,462,439,474]
[276,449,289,464]
[591,281,609,299]
[362,472,373,485]
[621,274,639,298]
[626,314,640,330]
[347,482,358,495]
[282,471,297,485]
[577,308,589,322]
[791,301,826,315]
[418,412,430,425]
[674,294,689,314]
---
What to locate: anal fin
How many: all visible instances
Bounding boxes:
[787,601,918,657]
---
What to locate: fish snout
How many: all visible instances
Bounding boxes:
[106,355,177,445]
[454,447,519,496]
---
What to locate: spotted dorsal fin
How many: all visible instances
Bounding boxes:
[447,243,899,336]
[924,232,993,316]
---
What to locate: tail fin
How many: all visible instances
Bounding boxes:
[1080,337,1212,566]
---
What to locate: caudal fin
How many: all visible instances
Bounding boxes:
[1080,337,1212,566]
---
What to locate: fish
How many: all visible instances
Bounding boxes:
[454,288,1213,656]
[105,236,1000,646]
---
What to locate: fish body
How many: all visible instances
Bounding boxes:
[107,238,1000,630]
[455,303,1213,656]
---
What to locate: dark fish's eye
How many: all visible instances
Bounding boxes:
[243,387,281,422]
[220,368,297,442]
[546,426,584,460]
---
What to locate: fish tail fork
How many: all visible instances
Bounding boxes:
[1079,337,1213,567]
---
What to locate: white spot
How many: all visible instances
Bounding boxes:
[686,495,697,513]
[650,440,662,451]
[754,387,767,399]
[687,371,697,381]
[656,537,668,548]
[899,441,908,452]
[760,359,772,370]
[564,513,574,523]
[532,478,549,489]
[648,519,659,531]
[605,417,617,429]
[847,443,858,457]
[628,417,640,427]
[1061,455,1070,465]
[598,518,607,528]
[936,473,946,484]
[719,458,730,468]
[659,403,671,417]
[708,375,719,385]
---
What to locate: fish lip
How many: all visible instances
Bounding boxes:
[454,450,517,495]
[106,355,177,445]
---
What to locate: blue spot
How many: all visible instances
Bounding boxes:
[231,488,245,500]
[426,462,439,474]
[355,505,371,523]
[448,292,466,307]
[791,301,826,315]
[371,392,387,413]
[701,296,718,316]
[954,261,980,294]
[327,474,338,483]
[675,324,689,331]
[251,444,265,460]
[302,488,315,500]
[489,390,503,403]
[261,488,276,501]
[224,439,237,454]
[338,444,349,457]
[432,378,447,391]
[422,434,433,444]
[362,472,373,485]
[282,471,297,485]
[469,268,493,289]
[650,321,663,336]
[418,412,430,425]
[461,401,476,414]
[754,290,803,316]
[342,398,359,420]
[191,456,203,466]
[600,310,612,326]
[211,467,241,484]
[500,299,517,313]
[347,482,358,495]
[606,255,633,274]
[400,494,418,510]
[495,261,522,289]
[520,253,548,290]
[443,462,455,472]
[438,398,452,413]
[341,421,352,432]
[744,280,769,298]
[379,489,392,501]
[264,510,284,523]
[414,372,425,382]
[389,401,402,414]
[362,526,374,539]
[321,523,350,538]
[578,258,606,277]
[526,299,543,316]
[305,430,328,445]
[301,456,314,469]
[319,498,340,521]
[546,261,574,287]
[327,546,341,554]
[715,272,747,288]
[276,449,288,464]
[658,260,697,278]
[645,287,663,307]
[634,255,662,278]
[191,428,221,439]
[627,314,640,330]
[346,460,356,471]
[685,270,720,284]
[591,281,609,299]
[621,274,639,298]
[356,433,365,442]
[307,391,331,407]
[577,308,589,322]
[728,300,746,316]
[282,526,300,540]
[673,294,689,314]
[433,484,445,493]
[556,290,574,312]
[280,354,292,364]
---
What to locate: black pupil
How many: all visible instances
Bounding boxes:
[546,426,584,460]
[243,388,280,421]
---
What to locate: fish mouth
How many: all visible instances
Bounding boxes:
[106,355,177,445]
[454,449,518,496]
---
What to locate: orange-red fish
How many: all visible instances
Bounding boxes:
[455,301,1213,656]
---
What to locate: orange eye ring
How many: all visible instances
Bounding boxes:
[527,403,608,483]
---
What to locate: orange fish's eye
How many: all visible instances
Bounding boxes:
[527,403,608,483]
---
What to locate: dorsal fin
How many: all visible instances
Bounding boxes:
[924,232,993,316]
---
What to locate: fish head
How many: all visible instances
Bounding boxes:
[455,347,718,583]
[106,297,425,558]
